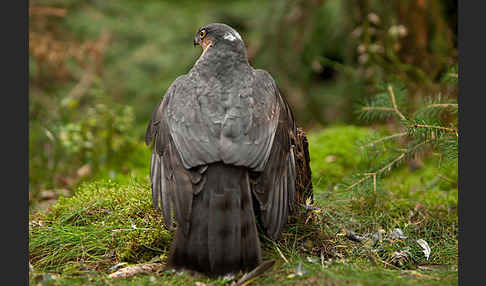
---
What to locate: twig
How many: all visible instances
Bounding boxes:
[387,85,407,121]
[361,107,395,112]
[360,85,407,121]
[347,144,420,191]
[67,69,95,100]
[427,103,458,108]
[362,173,377,192]
[368,148,408,154]
[360,132,407,150]
[235,260,275,286]
[347,153,405,192]
[66,32,111,101]
[411,124,457,134]
[346,176,370,191]
[372,173,376,193]
[274,244,289,264]
[375,153,406,174]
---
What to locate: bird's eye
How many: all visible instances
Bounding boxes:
[199,30,206,39]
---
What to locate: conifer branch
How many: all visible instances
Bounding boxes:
[387,85,407,121]
[367,148,409,154]
[362,172,377,192]
[347,140,429,191]
[345,176,370,191]
[427,103,457,108]
[361,107,396,112]
[360,132,407,150]
[352,73,457,194]
[375,153,406,175]
[411,124,458,135]
[360,85,408,122]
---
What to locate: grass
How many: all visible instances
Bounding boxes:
[29,125,458,285]
[29,179,171,275]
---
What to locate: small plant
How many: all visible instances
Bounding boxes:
[346,65,458,194]
[29,88,143,210]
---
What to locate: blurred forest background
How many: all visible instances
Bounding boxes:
[29,0,457,211]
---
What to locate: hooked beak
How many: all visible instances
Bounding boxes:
[193,36,200,47]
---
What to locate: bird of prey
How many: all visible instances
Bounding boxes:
[145,23,298,276]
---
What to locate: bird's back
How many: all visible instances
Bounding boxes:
[163,65,280,172]
[146,23,299,277]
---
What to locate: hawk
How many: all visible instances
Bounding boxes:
[145,23,299,276]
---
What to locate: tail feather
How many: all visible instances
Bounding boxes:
[168,163,261,276]
[240,170,261,270]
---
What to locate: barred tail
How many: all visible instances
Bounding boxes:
[168,163,261,276]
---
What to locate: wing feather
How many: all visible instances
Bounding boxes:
[146,68,296,240]
[164,68,280,171]
[145,75,202,234]
[250,71,297,240]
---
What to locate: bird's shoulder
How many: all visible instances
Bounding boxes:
[252,69,278,89]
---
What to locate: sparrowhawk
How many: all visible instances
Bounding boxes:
[145,23,298,276]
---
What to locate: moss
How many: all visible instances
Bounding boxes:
[303,125,457,270]
[383,157,458,209]
[29,178,171,274]
[29,125,457,284]
[307,125,379,189]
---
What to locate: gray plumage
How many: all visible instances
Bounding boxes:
[145,23,297,276]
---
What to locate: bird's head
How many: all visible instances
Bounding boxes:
[193,23,246,58]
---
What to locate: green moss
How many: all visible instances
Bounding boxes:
[29,179,171,274]
[303,125,457,270]
[307,125,378,189]
[29,125,457,284]
[383,157,458,209]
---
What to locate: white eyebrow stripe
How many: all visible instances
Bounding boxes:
[224,32,237,41]
[232,30,242,41]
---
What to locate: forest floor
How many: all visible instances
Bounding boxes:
[29,126,458,286]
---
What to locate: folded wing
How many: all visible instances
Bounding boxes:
[145,70,297,239]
